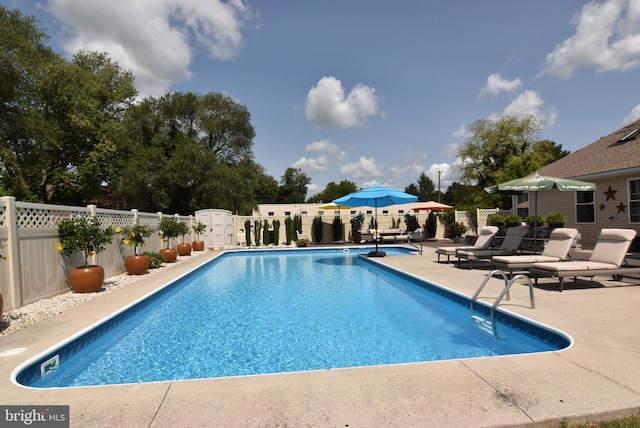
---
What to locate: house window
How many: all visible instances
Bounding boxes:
[398,210,404,214]
[350,210,356,215]
[366,210,373,215]
[268,212,274,216]
[318,211,324,216]
[576,191,595,223]
[284,211,291,216]
[382,210,389,214]
[301,211,307,216]
[630,178,640,223]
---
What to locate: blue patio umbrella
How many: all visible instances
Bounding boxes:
[334,186,418,257]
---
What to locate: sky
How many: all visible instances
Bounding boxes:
[4,0,640,198]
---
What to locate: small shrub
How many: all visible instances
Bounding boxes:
[525,214,545,227]
[142,251,165,269]
[295,238,310,247]
[425,211,437,238]
[487,214,506,227]
[546,211,567,228]
[505,214,523,227]
[403,214,419,232]
[350,212,365,231]
[447,221,467,238]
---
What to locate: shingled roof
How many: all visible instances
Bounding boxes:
[537,117,640,179]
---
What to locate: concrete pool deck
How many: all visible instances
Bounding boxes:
[1,243,640,427]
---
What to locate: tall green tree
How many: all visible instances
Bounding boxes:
[405,172,435,201]
[118,91,263,214]
[457,115,568,208]
[1,7,57,200]
[0,8,137,204]
[308,180,358,203]
[277,167,310,203]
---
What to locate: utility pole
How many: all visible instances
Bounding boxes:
[437,170,442,202]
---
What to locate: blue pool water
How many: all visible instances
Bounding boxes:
[15,247,570,388]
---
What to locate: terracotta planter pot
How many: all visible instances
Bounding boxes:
[177,243,192,256]
[159,248,177,263]
[125,255,149,275]
[69,265,104,293]
[192,241,205,251]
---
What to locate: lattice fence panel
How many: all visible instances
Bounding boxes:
[15,206,89,228]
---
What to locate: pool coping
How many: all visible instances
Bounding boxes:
[2,243,640,427]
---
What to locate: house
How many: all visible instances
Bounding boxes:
[532,118,640,249]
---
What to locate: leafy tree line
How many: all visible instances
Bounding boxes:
[0,6,313,215]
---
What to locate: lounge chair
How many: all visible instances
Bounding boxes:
[528,228,640,292]
[492,228,578,276]
[296,231,308,240]
[435,226,499,262]
[455,226,529,269]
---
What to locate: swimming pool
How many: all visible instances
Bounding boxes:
[14,247,570,388]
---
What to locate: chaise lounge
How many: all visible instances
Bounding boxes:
[528,228,640,292]
[491,228,578,276]
[435,226,499,263]
[455,226,529,269]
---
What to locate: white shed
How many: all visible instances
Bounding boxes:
[195,209,233,248]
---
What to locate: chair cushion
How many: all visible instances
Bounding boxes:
[493,255,560,265]
[532,261,617,272]
[589,228,637,266]
[541,228,578,260]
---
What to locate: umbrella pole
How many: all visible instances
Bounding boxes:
[534,192,538,254]
[368,201,386,257]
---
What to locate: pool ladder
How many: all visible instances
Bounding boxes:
[470,270,535,335]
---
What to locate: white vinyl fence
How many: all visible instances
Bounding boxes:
[0,195,500,313]
[0,196,194,312]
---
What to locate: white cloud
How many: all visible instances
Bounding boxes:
[426,163,459,190]
[542,0,640,79]
[339,157,383,178]
[292,140,347,173]
[305,76,378,128]
[479,73,522,98]
[452,125,467,139]
[46,0,252,96]
[502,90,557,126]
[622,103,640,124]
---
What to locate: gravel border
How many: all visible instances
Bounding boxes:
[1,251,210,337]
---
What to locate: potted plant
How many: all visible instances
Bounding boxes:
[176,221,192,256]
[447,221,468,243]
[192,222,206,251]
[158,217,180,263]
[505,214,524,228]
[57,216,114,292]
[487,213,508,235]
[117,222,153,275]
[546,211,567,229]
[525,214,545,228]
[350,212,365,243]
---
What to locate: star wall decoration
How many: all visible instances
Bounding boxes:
[604,185,617,201]
[616,202,627,213]
[599,203,606,210]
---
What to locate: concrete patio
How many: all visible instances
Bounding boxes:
[1,241,640,427]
